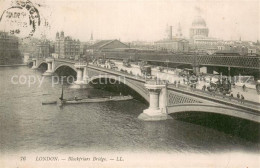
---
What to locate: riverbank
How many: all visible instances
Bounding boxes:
[0,64,27,67]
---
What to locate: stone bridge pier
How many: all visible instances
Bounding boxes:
[71,63,89,88]
[138,82,170,121]
[43,58,55,76]
[31,58,38,69]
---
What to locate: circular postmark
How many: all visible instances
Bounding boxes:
[0,0,41,38]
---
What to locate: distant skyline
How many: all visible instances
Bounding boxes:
[0,0,259,42]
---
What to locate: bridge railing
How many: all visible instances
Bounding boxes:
[56,58,77,63]
[168,83,260,110]
[90,63,147,81]
[146,79,168,85]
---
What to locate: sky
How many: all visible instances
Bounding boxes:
[0,0,259,42]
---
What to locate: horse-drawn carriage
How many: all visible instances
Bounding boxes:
[207,77,231,94]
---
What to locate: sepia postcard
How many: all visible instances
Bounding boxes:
[0,0,259,167]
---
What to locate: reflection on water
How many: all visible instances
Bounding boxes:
[0,66,259,154]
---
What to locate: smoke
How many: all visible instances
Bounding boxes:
[194,6,202,15]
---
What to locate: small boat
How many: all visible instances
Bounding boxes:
[42,101,57,105]
[59,85,133,104]
[61,95,133,104]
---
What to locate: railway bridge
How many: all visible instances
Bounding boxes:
[97,52,260,75]
[29,58,260,122]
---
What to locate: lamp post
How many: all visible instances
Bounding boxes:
[165,59,169,73]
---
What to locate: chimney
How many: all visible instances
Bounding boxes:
[56,32,59,39]
[169,26,172,40]
[90,32,93,40]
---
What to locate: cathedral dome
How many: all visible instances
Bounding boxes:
[192,16,206,27]
[190,15,209,39]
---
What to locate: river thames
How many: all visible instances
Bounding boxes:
[0,66,259,154]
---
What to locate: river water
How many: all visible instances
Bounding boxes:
[0,66,259,154]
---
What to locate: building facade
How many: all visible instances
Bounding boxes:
[154,38,189,52]
[155,23,189,52]
[36,40,50,58]
[55,31,80,59]
[80,42,89,56]
[0,31,21,64]
[217,41,260,56]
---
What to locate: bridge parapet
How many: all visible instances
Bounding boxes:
[74,62,87,68]
[167,83,260,110]
[146,79,168,85]
[45,57,54,63]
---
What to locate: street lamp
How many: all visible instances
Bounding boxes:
[165,59,169,73]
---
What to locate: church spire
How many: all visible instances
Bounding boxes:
[90,32,93,41]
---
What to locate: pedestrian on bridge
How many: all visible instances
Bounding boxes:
[241,94,245,103]
[183,78,185,84]
[242,84,247,92]
[174,80,177,87]
[202,84,206,91]
[237,92,240,102]
[229,92,233,100]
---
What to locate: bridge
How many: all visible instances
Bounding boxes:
[29,58,260,123]
[96,52,260,74]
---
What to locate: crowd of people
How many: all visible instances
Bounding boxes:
[173,75,247,104]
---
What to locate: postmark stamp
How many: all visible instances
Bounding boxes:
[0,0,41,38]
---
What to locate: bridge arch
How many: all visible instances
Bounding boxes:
[28,61,33,67]
[36,61,47,68]
[52,64,77,78]
[53,64,77,73]
[167,103,259,123]
[88,75,149,102]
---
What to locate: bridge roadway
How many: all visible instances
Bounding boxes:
[30,58,260,122]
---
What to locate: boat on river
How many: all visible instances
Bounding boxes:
[59,85,133,104]
[42,101,57,105]
[60,95,133,104]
